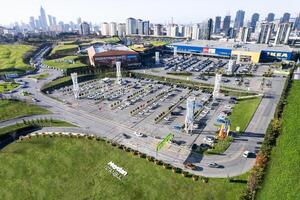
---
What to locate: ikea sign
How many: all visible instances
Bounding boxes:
[261,50,293,60]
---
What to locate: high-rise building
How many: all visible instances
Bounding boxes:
[153,24,162,36]
[281,13,291,23]
[214,16,221,34]
[223,15,231,35]
[293,13,300,30]
[29,16,35,30]
[109,22,117,36]
[184,26,192,38]
[48,15,53,26]
[192,24,200,40]
[238,27,250,43]
[234,10,245,29]
[257,23,273,44]
[137,19,143,35]
[52,17,57,26]
[80,22,90,35]
[170,25,178,37]
[177,25,185,37]
[101,22,110,36]
[117,23,126,36]
[274,22,293,45]
[77,17,82,25]
[206,18,213,40]
[266,13,275,22]
[126,18,137,35]
[250,13,259,32]
[142,21,149,35]
[39,6,48,30]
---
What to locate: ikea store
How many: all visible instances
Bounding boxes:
[169,40,295,63]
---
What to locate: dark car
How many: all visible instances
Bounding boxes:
[208,163,221,168]
[122,133,131,139]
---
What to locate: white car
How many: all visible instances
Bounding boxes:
[134,132,144,137]
[204,136,215,143]
[243,151,253,158]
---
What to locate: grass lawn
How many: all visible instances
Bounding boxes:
[166,72,193,76]
[0,99,50,122]
[256,81,300,200]
[28,73,49,80]
[51,44,78,54]
[206,136,234,155]
[0,82,19,93]
[149,41,169,46]
[229,98,261,132]
[43,56,86,70]
[0,137,247,200]
[0,44,34,75]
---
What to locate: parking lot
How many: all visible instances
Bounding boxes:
[49,77,240,148]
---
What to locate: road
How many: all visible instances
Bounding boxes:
[0,48,286,177]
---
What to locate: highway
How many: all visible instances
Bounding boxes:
[0,48,286,177]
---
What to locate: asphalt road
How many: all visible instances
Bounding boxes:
[0,49,286,177]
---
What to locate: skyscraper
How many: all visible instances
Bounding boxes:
[29,16,35,30]
[250,13,259,32]
[117,23,126,36]
[266,13,275,22]
[153,24,162,36]
[214,16,221,34]
[142,21,149,35]
[39,6,48,30]
[257,23,273,44]
[80,22,90,35]
[137,19,143,35]
[52,17,57,26]
[294,13,300,30]
[126,18,137,35]
[206,18,213,40]
[238,27,250,43]
[274,22,293,45]
[101,22,110,36]
[223,15,231,35]
[48,15,53,26]
[281,13,291,23]
[109,22,117,36]
[234,10,245,29]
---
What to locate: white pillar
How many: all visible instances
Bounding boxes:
[185,96,195,133]
[71,73,80,99]
[173,46,177,57]
[213,74,222,99]
[155,52,160,64]
[116,61,122,84]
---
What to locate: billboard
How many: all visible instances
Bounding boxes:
[260,50,294,61]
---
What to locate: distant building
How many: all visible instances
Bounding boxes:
[294,13,300,30]
[192,24,200,40]
[101,22,110,36]
[39,6,48,30]
[142,21,149,35]
[153,24,162,36]
[80,22,90,35]
[234,10,245,29]
[117,23,126,36]
[250,13,259,32]
[274,22,293,45]
[214,16,221,34]
[109,22,117,36]
[29,16,35,30]
[126,18,137,35]
[281,12,291,23]
[184,26,192,38]
[170,25,179,37]
[137,19,143,35]
[266,13,275,22]
[206,18,213,40]
[48,15,53,26]
[238,27,251,43]
[257,23,273,44]
[87,44,140,68]
[223,15,231,35]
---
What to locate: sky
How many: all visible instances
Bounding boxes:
[0,0,299,25]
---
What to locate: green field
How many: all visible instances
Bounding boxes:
[149,41,169,46]
[0,137,248,200]
[0,82,19,93]
[43,56,86,70]
[0,45,34,75]
[0,99,50,121]
[229,98,261,132]
[256,81,300,200]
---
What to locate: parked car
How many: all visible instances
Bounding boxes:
[204,136,215,143]
[243,151,254,158]
[208,163,221,168]
[184,162,197,170]
[134,131,144,137]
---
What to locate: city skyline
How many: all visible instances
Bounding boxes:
[0,0,299,25]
